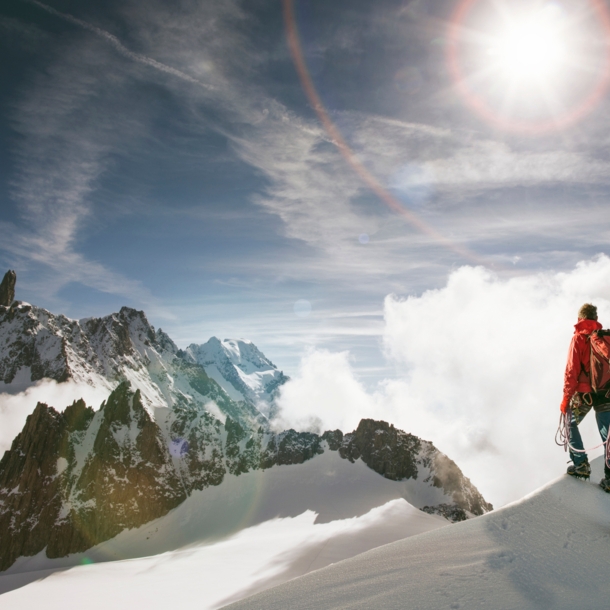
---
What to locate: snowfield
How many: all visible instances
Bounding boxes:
[224,456,610,610]
[0,451,448,608]
[2,456,608,610]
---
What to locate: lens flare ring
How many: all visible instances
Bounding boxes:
[282,0,485,266]
[447,0,610,134]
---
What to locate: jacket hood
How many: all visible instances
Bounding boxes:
[574,319,602,334]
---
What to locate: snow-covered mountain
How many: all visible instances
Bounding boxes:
[0,278,492,574]
[183,337,288,411]
[2,459,607,610]
[0,451,450,607]
[0,379,491,571]
[0,301,262,426]
[0,297,285,423]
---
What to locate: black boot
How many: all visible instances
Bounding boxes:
[567,461,591,480]
[600,478,610,493]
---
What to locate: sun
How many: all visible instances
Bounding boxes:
[447,0,610,133]
[488,7,567,84]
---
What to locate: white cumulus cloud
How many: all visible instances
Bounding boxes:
[0,380,112,456]
[276,256,610,507]
[274,349,378,434]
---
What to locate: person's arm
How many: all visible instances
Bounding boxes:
[561,335,581,413]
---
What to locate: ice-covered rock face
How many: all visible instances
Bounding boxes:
[0,379,492,572]
[0,304,261,427]
[184,337,289,408]
[0,303,156,389]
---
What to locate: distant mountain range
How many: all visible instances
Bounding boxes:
[0,300,286,426]
[0,280,492,572]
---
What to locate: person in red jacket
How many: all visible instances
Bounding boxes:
[561,303,610,491]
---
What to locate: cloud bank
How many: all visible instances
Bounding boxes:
[2,257,608,507]
[276,256,610,507]
[0,380,112,456]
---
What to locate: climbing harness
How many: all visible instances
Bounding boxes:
[555,399,610,470]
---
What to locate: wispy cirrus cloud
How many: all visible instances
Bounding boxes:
[2,30,165,311]
[3,0,246,313]
[352,115,610,189]
[4,0,610,323]
[22,0,216,91]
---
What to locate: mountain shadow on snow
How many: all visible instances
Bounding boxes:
[0,382,491,571]
[0,295,492,571]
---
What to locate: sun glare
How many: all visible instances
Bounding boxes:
[489,10,567,82]
[448,0,610,133]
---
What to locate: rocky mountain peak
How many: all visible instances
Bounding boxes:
[339,419,493,517]
[156,328,178,354]
[0,375,492,571]
[184,337,289,406]
[0,382,187,571]
[0,269,16,307]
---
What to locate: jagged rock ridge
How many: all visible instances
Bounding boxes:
[0,302,261,427]
[0,299,290,427]
[0,383,492,571]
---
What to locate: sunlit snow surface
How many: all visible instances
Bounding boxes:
[0,452,448,608]
[4,456,606,609]
[224,456,610,610]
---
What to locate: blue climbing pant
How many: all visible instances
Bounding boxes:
[569,408,610,477]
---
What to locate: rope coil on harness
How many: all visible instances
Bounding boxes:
[555,403,610,470]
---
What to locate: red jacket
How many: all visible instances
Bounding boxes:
[561,318,603,411]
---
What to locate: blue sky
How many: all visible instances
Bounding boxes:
[2,0,610,386]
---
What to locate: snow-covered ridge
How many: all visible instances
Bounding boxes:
[0,302,260,425]
[0,451,450,608]
[0,378,491,572]
[184,337,288,408]
[3,456,606,609]
[223,456,610,610]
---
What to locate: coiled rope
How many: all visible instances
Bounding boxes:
[555,395,610,470]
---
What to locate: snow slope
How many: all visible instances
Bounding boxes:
[0,303,263,430]
[0,451,448,608]
[223,456,610,610]
[185,337,288,409]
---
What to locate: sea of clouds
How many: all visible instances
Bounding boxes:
[275,255,610,507]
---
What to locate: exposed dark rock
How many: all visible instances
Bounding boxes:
[0,402,66,570]
[263,430,323,468]
[0,400,492,571]
[0,270,16,307]
[429,453,493,517]
[321,429,343,451]
[339,419,421,481]
[0,383,185,571]
[169,401,225,492]
[337,419,492,516]
[421,504,468,523]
